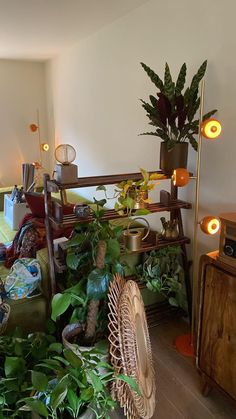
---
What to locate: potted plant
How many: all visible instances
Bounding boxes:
[140,60,217,173]
[97,168,162,216]
[51,199,124,347]
[136,246,187,311]
[0,327,139,418]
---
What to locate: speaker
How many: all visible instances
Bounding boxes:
[219,213,236,267]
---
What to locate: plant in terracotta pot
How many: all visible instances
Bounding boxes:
[140,60,217,173]
[51,199,124,347]
[97,168,163,216]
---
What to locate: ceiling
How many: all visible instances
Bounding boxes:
[0,0,149,61]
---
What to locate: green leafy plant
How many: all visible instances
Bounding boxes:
[97,168,163,216]
[136,246,187,310]
[0,329,139,418]
[140,60,217,150]
[0,324,59,418]
[51,199,124,344]
[18,346,117,419]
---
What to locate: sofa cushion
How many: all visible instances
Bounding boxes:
[25,192,75,218]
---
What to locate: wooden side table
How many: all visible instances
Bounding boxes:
[196,251,236,401]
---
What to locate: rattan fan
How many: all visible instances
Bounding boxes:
[108,274,156,419]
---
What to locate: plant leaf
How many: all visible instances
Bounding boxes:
[63,349,83,369]
[189,60,207,97]
[116,374,141,395]
[48,342,63,354]
[164,63,175,99]
[66,251,80,270]
[50,381,68,411]
[25,399,49,418]
[31,370,48,392]
[202,109,217,121]
[88,370,104,392]
[107,239,120,260]
[140,62,164,91]
[188,134,198,151]
[87,268,112,300]
[51,293,71,321]
[80,387,94,402]
[4,357,25,378]
[175,63,187,95]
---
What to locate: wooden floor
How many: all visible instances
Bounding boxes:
[113,317,236,419]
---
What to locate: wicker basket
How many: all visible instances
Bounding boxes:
[0,303,10,335]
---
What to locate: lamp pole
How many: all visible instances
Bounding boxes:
[191,80,205,344]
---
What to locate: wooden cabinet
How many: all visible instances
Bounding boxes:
[196,252,236,401]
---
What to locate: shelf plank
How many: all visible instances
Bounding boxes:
[46,170,170,191]
[121,236,190,255]
[49,199,192,229]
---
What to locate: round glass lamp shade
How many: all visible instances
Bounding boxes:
[55,144,76,165]
[200,216,220,235]
[172,168,190,187]
[201,119,222,140]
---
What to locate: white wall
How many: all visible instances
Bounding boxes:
[46,0,236,256]
[0,60,49,186]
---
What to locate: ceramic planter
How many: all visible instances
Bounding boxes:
[159,142,188,174]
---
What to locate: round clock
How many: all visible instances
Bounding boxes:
[55,144,76,165]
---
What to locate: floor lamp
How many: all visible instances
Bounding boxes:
[173,81,222,356]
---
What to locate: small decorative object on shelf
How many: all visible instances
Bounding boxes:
[140,60,217,173]
[73,203,91,218]
[160,216,179,240]
[123,217,150,251]
[54,144,78,184]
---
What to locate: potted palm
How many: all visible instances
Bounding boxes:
[140,60,217,173]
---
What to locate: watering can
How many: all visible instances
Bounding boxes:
[123,217,150,251]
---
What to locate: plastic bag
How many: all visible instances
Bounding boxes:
[4,258,42,299]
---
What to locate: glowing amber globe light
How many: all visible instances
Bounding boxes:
[200,216,220,235]
[201,119,222,140]
[172,168,190,187]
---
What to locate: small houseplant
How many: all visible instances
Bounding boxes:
[136,246,187,311]
[97,168,162,216]
[140,60,217,173]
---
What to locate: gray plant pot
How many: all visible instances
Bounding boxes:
[160,142,188,174]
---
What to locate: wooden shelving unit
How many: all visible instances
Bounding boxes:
[44,170,192,324]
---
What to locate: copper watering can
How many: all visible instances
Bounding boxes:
[123,217,150,251]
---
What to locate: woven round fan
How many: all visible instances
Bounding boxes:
[108,274,156,419]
